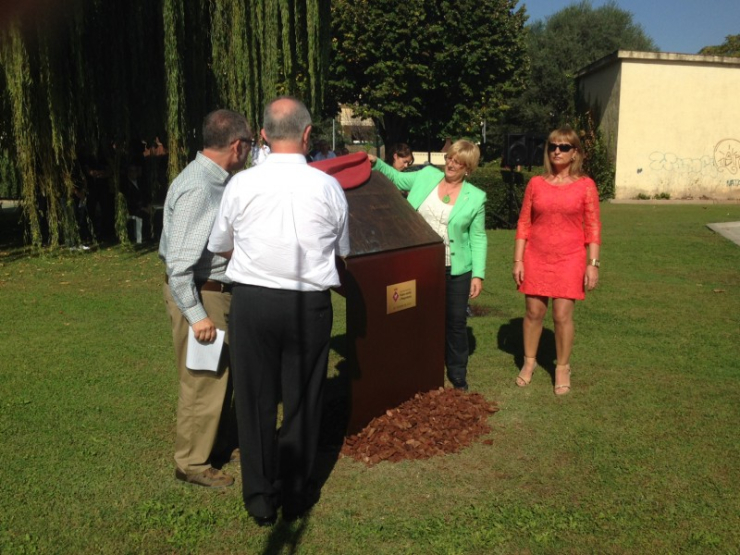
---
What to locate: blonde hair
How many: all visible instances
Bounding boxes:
[543,126,584,177]
[447,140,481,174]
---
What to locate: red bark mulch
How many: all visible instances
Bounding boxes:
[340,387,499,467]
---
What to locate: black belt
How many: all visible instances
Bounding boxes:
[165,276,232,293]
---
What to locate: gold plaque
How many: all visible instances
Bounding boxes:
[386,279,417,314]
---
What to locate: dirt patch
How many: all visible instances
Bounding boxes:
[341,387,499,466]
[468,304,492,317]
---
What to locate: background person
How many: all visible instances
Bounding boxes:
[122,157,150,244]
[512,125,601,395]
[311,139,336,161]
[208,96,350,526]
[385,142,414,171]
[159,109,252,487]
[250,136,270,166]
[368,140,487,391]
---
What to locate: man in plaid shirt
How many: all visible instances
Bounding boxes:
[159,109,252,488]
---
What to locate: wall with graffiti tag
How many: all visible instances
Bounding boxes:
[577,51,740,199]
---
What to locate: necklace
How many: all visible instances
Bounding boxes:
[440,180,460,204]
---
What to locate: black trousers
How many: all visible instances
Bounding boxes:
[445,269,472,389]
[230,284,332,518]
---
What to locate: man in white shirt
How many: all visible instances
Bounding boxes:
[208,96,350,526]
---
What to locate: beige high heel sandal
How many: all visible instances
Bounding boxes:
[516,356,536,387]
[554,364,571,395]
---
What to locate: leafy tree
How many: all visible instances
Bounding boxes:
[699,34,740,57]
[329,0,528,148]
[507,0,657,135]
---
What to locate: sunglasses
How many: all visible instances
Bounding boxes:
[547,143,574,153]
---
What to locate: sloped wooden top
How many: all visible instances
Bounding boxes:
[345,171,442,257]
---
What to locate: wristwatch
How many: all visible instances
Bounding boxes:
[588,259,600,268]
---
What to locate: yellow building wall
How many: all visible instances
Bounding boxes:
[579,52,740,200]
[577,62,622,157]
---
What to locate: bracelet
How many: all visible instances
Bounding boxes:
[588,259,600,268]
[513,259,522,262]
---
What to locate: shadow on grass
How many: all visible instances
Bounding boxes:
[262,516,311,555]
[497,317,557,383]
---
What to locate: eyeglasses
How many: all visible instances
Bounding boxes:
[547,143,574,153]
[444,154,465,167]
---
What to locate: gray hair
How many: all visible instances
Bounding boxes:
[202,109,250,149]
[263,96,312,143]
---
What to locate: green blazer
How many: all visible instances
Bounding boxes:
[373,158,487,279]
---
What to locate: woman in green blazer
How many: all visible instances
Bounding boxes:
[369,140,487,390]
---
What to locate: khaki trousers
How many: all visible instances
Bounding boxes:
[163,283,235,474]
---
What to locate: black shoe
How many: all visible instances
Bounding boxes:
[251,514,277,527]
[451,381,469,392]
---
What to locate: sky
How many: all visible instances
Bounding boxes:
[521,0,739,54]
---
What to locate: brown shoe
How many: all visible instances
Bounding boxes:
[175,467,234,488]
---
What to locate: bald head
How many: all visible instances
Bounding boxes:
[262,97,312,146]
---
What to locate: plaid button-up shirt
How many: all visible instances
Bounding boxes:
[159,152,231,324]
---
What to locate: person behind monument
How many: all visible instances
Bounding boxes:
[312,138,336,161]
[512,125,601,395]
[159,109,252,488]
[385,142,414,171]
[208,96,350,526]
[368,140,487,391]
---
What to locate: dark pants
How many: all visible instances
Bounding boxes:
[230,284,332,518]
[446,269,471,389]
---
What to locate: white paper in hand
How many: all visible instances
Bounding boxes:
[186,327,226,372]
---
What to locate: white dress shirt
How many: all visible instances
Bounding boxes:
[208,153,350,291]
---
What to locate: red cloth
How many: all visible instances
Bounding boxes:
[309,152,370,190]
[515,176,601,300]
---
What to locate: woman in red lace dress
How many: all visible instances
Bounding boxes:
[512,126,601,395]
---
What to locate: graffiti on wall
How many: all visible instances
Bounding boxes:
[649,138,740,187]
[714,138,740,176]
[649,151,717,176]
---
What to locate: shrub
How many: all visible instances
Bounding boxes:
[578,113,616,201]
[471,163,533,229]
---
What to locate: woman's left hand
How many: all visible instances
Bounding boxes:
[469,277,483,299]
[584,266,599,291]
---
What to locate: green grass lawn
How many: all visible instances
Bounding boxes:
[1,203,739,554]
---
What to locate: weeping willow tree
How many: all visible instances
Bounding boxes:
[0,0,329,248]
[209,0,328,132]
